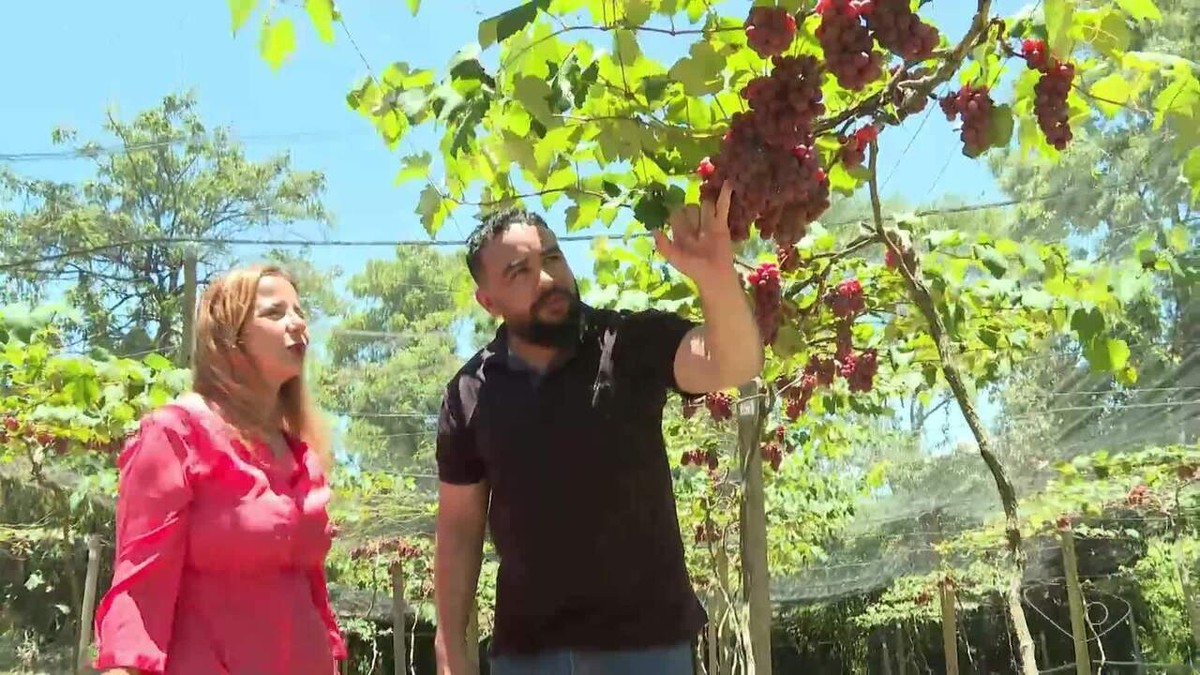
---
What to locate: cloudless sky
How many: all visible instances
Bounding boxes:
[0,0,1030,448]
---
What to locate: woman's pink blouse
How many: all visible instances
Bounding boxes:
[92,403,347,674]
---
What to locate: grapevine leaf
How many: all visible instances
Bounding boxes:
[228,0,256,34]
[668,42,726,96]
[986,103,1015,149]
[259,16,297,71]
[479,0,551,49]
[407,0,421,15]
[1083,337,1131,373]
[973,245,1009,278]
[565,192,602,232]
[772,325,806,360]
[415,184,445,237]
[1070,307,1105,345]
[395,152,433,186]
[143,353,173,371]
[1116,0,1162,21]
[1089,73,1132,118]
[1184,147,1200,204]
[1043,0,1074,57]
[304,0,336,43]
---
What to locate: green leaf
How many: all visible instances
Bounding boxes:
[259,16,297,71]
[143,353,173,371]
[305,0,335,43]
[1089,73,1132,118]
[407,0,421,15]
[973,245,1009,278]
[479,0,550,49]
[986,103,1015,149]
[1116,0,1161,21]
[1044,0,1074,56]
[1071,307,1105,343]
[395,152,433,186]
[926,230,963,249]
[1084,337,1131,373]
[827,163,865,197]
[1184,147,1200,204]
[228,0,256,34]
[667,41,725,96]
[415,184,446,237]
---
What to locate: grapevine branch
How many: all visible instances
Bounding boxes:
[867,140,1038,675]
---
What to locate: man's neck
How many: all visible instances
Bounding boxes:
[507,337,564,373]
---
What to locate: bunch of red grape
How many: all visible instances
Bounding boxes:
[760,441,786,472]
[705,391,735,421]
[939,85,995,157]
[777,244,803,272]
[840,348,879,392]
[864,0,940,62]
[839,124,879,168]
[1021,38,1050,71]
[1032,60,1075,150]
[1126,484,1150,507]
[828,278,867,318]
[748,262,783,346]
[782,372,818,420]
[681,447,720,470]
[698,34,832,246]
[816,0,884,91]
[694,521,719,544]
[741,55,827,149]
[745,6,798,59]
[350,537,422,562]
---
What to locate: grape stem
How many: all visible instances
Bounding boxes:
[866,139,1038,675]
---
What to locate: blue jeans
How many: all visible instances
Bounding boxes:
[489,641,694,675]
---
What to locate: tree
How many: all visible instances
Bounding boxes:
[317,245,476,473]
[0,91,330,357]
[231,1,1198,672]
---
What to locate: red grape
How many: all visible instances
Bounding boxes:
[1021,38,1049,71]
[940,85,995,157]
[865,0,940,62]
[828,278,866,318]
[748,262,783,346]
[816,0,884,91]
[1033,61,1075,150]
[745,6,798,59]
[705,391,735,421]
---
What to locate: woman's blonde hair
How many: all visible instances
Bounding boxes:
[190,263,332,474]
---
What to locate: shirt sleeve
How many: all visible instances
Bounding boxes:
[307,564,348,659]
[614,309,700,394]
[435,378,485,485]
[93,411,193,674]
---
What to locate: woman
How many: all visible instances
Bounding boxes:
[93,264,347,674]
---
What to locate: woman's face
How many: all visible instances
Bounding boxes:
[241,274,308,389]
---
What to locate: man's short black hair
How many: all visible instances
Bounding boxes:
[465,205,550,283]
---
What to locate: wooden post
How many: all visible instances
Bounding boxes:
[894,624,907,675]
[707,590,720,675]
[178,247,198,368]
[881,640,893,675]
[1060,529,1091,675]
[390,563,407,675]
[716,547,733,675]
[76,534,102,674]
[940,579,959,675]
[737,380,771,675]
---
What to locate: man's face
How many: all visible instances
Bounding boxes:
[475,221,581,348]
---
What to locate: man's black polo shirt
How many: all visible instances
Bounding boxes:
[436,304,708,656]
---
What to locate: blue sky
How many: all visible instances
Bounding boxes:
[0,0,1029,448]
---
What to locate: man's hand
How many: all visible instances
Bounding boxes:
[434,631,477,675]
[653,181,736,289]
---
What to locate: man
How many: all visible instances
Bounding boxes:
[433,183,763,675]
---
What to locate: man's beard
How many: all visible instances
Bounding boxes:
[509,287,583,349]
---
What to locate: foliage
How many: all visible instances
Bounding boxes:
[228,0,1200,668]
[0,301,190,653]
[317,246,477,472]
[1126,535,1198,662]
[0,92,330,356]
